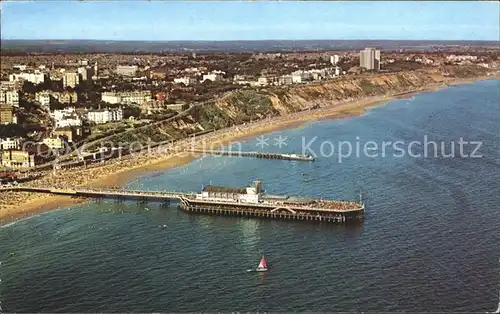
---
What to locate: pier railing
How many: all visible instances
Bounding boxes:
[186,149,314,161]
[0,186,195,200]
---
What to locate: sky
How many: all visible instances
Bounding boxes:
[1,1,499,41]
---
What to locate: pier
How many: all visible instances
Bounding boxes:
[187,149,314,161]
[0,186,194,200]
[1,183,363,224]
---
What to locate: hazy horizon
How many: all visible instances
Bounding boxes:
[2,38,498,54]
[2,39,499,42]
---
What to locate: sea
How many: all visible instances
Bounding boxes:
[1,79,499,312]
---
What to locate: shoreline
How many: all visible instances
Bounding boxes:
[1,75,498,225]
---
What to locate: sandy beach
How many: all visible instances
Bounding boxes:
[0,75,497,224]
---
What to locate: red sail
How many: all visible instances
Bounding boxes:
[258,256,268,269]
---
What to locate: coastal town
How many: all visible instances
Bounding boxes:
[1,44,500,218]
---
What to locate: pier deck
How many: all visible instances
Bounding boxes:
[1,185,363,223]
[0,186,193,200]
[187,149,314,161]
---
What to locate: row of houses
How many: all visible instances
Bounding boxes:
[1,141,64,169]
[52,107,124,127]
[0,138,22,150]
[2,127,84,150]
[446,55,479,62]
[0,89,19,107]
[35,90,78,106]
[101,90,152,105]
[9,62,99,88]
[173,70,226,86]
[234,67,343,87]
[1,81,78,125]
[1,124,90,169]
[139,101,189,114]
[9,71,46,85]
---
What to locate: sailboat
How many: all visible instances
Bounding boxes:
[247,255,269,272]
[255,255,268,272]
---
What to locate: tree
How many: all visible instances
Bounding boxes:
[21,81,38,94]
[49,100,65,111]
[0,124,27,138]
[122,106,141,119]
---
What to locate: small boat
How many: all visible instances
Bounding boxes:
[255,255,268,272]
[246,255,269,272]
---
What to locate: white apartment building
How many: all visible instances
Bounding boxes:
[0,137,21,150]
[173,77,194,86]
[202,70,225,82]
[101,92,122,104]
[101,91,151,105]
[13,65,28,71]
[292,70,313,82]
[9,71,45,84]
[116,65,138,76]
[360,48,381,71]
[330,55,340,66]
[184,67,206,74]
[278,75,293,86]
[257,77,270,86]
[0,90,19,106]
[52,107,83,128]
[120,92,150,104]
[63,71,80,88]
[87,108,123,124]
[202,73,223,82]
[291,74,303,84]
[53,107,76,121]
[56,115,82,128]
[5,90,19,107]
[78,67,89,81]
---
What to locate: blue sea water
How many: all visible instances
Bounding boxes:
[1,79,499,312]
